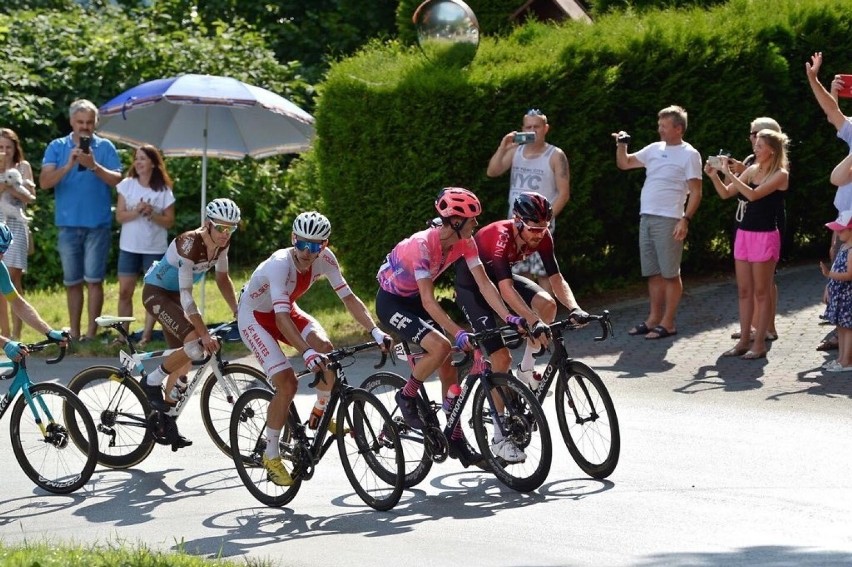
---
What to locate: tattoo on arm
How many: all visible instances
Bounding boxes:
[558,152,570,179]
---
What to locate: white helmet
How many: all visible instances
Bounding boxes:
[206,198,241,224]
[293,211,331,240]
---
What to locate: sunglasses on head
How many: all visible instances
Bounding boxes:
[211,222,237,234]
[294,239,324,254]
[526,108,544,116]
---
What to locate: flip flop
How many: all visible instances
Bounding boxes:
[817,336,839,351]
[722,346,749,357]
[645,325,677,340]
[628,322,651,336]
[741,350,766,360]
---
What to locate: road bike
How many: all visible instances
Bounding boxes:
[362,327,553,493]
[66,316,269,468]
[512,311,620,479]
[230,341,405,511]
[0,338,98,493]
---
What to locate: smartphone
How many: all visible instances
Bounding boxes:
[707,155,726,169]
[838,75,852,99]
[513,132,536,145]
[79,135,92,153]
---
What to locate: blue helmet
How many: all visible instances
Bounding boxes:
[0,223,12,254]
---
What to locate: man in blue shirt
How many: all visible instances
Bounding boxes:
[40,99,122,341]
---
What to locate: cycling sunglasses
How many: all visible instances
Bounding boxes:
[294,239,324,254]
[521,221,549,234]
[211,223,237,234]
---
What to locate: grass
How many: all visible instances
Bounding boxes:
[9,268,380,358]
[0,541,275,566]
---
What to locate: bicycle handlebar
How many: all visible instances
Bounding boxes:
[294,340,388,387]
[0,336,69,380]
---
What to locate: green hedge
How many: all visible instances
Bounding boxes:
[312,0,852,295]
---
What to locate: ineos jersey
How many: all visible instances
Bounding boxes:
[240,247,352,314]
[463,220,558,285]
[143,229,229,292]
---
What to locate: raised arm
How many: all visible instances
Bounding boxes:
[806,52,847,131]
[486,132,517,177]
[830,153,852,187]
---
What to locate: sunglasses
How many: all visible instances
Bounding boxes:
[294,239,324,254]
[522,221,549,234]
[212,223,237,234]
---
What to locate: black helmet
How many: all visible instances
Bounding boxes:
[513,192,553,224]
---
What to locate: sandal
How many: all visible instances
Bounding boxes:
[741,350,766,360]
[722,346,749,357]
[628,322,651,336]
[645,325,677,340]
[817,336,839,351]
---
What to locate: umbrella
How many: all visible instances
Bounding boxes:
[98,73,315,222]
[98,74,315,312]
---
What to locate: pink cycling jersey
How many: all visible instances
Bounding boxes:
[377,226,482,297]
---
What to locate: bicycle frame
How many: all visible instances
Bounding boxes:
[0,344,67,433]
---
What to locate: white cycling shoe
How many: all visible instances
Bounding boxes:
[490,438,527,463]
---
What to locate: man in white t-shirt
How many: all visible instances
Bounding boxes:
[613,105,702,340]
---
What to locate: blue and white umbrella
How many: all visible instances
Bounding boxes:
[98,74,315,219]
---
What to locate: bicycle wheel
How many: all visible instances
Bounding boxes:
[200,362,270,457]
[360,371,432,488]
[471,372,552,492]
[11,383,98,494]
[555,361,620,479]
[230,388,302,507]
[67,365,155,469]
[337,389,404,511]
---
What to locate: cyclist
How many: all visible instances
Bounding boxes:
[454,191,589,461]
[238,211,392,487]
[139,198,241,448]
[376,187,526,468]
[0,223,68,360]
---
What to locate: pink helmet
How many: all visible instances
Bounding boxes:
[435,187,482,218]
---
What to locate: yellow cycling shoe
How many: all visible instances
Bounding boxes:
[262,455,294,486]
[327,419,351,437]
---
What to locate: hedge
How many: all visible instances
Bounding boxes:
[311,0,852,295]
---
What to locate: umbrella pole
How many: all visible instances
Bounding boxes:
[200,110,209,315]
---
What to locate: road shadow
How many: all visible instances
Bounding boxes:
[0,493,85,527]
[765,367,852,401]
[674,356,767,395]
[636,546,852,566]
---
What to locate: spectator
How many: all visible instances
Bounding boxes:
[706,129,789,360]
[819,210,852,372]
[115,145,176,346]
[39,99,122,341]
[0,128,36,340]
[486,108,570,293]
[726,117,785,343]
[805,51,852,352]
[614,105,702,340]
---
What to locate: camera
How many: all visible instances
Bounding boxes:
[616,132,631,144]
[707,155,727,169]
[513,132,536,145]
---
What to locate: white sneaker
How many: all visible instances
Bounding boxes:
[490,438,527,463]
[822,360,841,370]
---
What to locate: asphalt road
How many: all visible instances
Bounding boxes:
[1,264,852,566]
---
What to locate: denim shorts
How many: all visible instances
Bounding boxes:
[117,249,162,278]
[57,226,111,285]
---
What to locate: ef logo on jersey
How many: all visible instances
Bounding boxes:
[389,312,412,330]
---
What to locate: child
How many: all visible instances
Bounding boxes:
[819,210,852,371]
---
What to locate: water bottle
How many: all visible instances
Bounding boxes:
[442,383,461,416]
[168,375,189,402]
[308,396,329,430]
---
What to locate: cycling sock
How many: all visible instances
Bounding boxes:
[521,342,536,371]
[492,413,505,442]
[265,427,281,458]
[146,365,168,387]
[402,376,423,398]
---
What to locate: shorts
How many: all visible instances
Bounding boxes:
[117,250,163,278]
[455,275,543,354]
[733,228,780,263]
[57,226,111,285]
[375,288,443,345]
[639,214,683,278]
[237,303,324,377]
[142,284,194,348]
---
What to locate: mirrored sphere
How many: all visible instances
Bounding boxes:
[413,0,480,67]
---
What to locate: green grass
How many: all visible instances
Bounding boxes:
[12,268,380,357]
[0,541,275,566]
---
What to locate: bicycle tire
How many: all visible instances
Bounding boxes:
[336,389,404,511]
[471,372,552,492]
[11,383,98,494]
[555,360,620,479]
[360,371,433,488]
[200,363,270,457]
[230,387,302,507]
[67,365,155,469]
